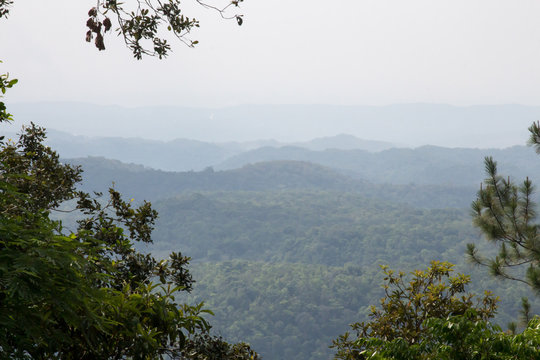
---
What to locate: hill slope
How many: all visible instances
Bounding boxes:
[216,145,540,186]
[66,157,476,208]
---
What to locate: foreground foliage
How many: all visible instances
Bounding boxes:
[332,262,540,360]
[1,0,245,59]
[335,313,540,360]
[0,120,258,358]
[332,262,499,359]
[470,122,540,293]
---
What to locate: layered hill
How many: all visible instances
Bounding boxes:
[215,145,540,186]
[67,157,475,208]
[45,131,396,172]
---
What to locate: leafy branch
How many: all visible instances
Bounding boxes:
[0,0,12,19]
[469,147,540,292]
[0,60,17,125]
[87,0,245,59]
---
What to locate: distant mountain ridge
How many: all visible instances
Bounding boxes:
[1,129,399,172]
[214,144,540,186]
[291,134,399,151]
[3,102,538,148]
[6,126,540,185]
[68,158,365,197]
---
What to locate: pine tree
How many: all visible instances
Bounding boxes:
[469,122,540,292]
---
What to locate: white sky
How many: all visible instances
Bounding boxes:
[1,0,540,108]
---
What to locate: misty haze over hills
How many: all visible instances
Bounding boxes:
[2,102,538,148]
[5,126,539,185]
[5,100,540,201]
[1,129,399,172]
[2,102,539,174]
[3,102,539,185]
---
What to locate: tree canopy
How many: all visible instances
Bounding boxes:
[469,122,540,293]
[332,261,499,359]
[332,262,540,360]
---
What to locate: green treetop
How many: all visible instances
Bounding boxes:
[469,122,540,292]
[332,261,499,359]
[332,261,540,360]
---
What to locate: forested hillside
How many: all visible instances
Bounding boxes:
[215,145,540,186]
[151,191,472,265]
[66,157,476,209]
[57,154,540,360]
[150,191,538,359]
[59,142,540,190]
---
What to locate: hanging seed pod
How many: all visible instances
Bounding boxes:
[95,33,105,51]
[103,17,112,32]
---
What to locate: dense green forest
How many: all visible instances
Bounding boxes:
[151,191,473,265]
[149,191,539,359]
[56,156,540,359]
[185,261,376,360]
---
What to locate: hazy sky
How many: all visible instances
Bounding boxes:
[1,0,540,108]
